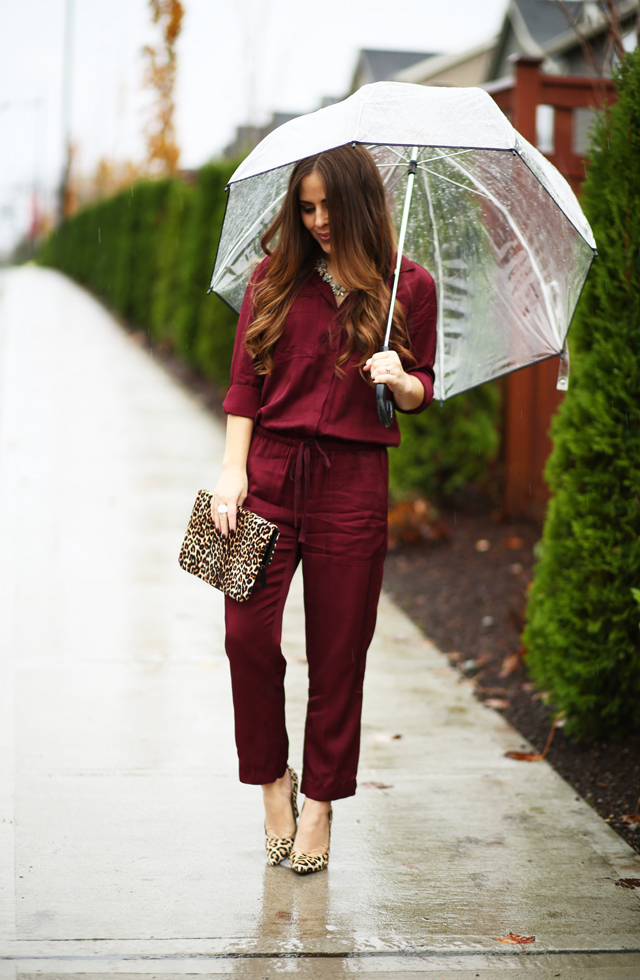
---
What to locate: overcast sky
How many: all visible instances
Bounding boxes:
[0,0,507,252]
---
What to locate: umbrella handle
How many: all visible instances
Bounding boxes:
[376,342,395,427]
[376,382,395,427]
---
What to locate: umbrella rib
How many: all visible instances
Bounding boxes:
[370,144,410,164]
[421,168,446,403]
[416,165,492,199]
[215,187,288,283]
[420,147,477,164]
[447,156,562,350]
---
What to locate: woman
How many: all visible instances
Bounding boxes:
[212,144,437,874]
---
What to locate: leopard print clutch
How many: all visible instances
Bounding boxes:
[179,489,280,602]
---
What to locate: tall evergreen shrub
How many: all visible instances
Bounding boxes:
[523,50,640,739]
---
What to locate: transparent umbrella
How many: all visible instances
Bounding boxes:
[210,81,596,417]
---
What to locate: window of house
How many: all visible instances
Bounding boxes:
[536,104,555,155]
[573,107,598,154]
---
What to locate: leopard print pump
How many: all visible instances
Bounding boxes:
[264,766,299,866]
[289,805,333,875]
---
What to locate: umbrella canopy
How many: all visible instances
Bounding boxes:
[210,81,596,402]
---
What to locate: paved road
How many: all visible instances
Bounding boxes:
[0,266,639,979]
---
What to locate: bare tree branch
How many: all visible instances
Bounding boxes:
[557,0,602,75]
[557,0,632,76]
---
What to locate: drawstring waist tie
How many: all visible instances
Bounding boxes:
[289,439,331,543]
[253,426,378,544]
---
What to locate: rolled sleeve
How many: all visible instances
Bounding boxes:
[394,263,437,415]
[394,369,434,415]
[222,259,268,419]
[222,383,263,418]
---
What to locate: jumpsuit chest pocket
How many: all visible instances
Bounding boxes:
[272,294,320,363]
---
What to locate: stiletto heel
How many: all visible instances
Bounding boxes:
[265,766,299,866]
[290,805,333,875]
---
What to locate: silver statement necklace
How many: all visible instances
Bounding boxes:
[316,258,349,298]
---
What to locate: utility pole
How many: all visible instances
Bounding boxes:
[58,0,74,223]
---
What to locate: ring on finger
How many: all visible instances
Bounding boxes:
[217,504,229,515]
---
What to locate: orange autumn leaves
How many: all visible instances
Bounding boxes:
[387,498,450,550]
[143,0,184,175]
[505,712,565,762]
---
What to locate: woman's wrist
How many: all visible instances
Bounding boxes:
[394,372,424,411]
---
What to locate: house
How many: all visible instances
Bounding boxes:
[487,0,639,80]
[388,1,638,91]
[350,49,438,93]
[392,37,497,87]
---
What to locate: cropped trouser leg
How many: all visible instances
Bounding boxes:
[300,553,385,801]
[224,524,300,786]
[224,427,388,801]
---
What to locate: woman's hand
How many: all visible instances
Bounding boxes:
[211,414,254,537]
[211,465,247,537]
[364,351,424,412]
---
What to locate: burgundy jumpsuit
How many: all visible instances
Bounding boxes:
[222,255,437,801]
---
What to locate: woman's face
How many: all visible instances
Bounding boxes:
[299,171,330,255]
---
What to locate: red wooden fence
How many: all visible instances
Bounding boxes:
[485,55,615,519]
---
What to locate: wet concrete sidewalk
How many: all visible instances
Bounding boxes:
[0,266,639,979]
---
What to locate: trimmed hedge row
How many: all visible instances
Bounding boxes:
[38,164,240,389]
[38,162,500,501]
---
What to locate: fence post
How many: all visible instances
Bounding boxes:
[502,56,557,520]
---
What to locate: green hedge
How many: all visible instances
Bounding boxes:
[38,162,500,501]
[38,163,239,390]
[523,50,640,740]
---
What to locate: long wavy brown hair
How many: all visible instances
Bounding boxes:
[244,143,415,377]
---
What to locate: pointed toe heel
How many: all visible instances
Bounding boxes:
[290,805,333,875]
[265,766,299,866]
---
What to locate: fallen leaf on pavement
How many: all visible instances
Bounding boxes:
[500,651,522,677]
[492,933,535,945]
[505,712,565,761]
[621,796,640,825]
[361,781,393,790]
[615,878,640,889]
